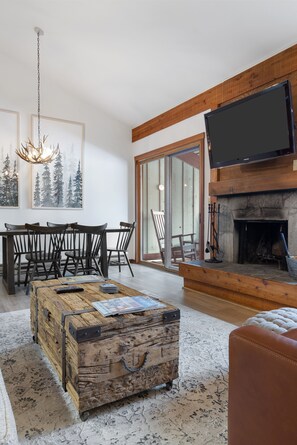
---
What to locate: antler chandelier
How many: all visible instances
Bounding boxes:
[16,27,59,164]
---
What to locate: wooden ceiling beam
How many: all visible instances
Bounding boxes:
[132,44,297,142]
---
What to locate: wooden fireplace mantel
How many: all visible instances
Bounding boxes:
[209,153,297,197]
[179,261,297,311]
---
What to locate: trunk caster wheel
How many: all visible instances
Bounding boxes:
[80,411,90,422]
[166,381,173,390]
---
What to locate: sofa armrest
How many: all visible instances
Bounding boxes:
[282,327,297,340]
[229,325,297,445]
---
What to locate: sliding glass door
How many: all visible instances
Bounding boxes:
[141,158,165,263]
[137,135,204,271]
[166,148,200,268]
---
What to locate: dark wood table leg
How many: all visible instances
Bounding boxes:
[2,235,16,295]
[101,231,108,278]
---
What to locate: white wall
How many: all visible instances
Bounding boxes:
[0,52,132,259]
[131,113,211,259]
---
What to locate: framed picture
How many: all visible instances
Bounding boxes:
[31,115,84,209]
[0,109,19,207]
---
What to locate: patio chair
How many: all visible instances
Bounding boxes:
[151,209,197,264]
[107,221,136,277]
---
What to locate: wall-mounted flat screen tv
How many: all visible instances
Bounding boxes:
[204,80,296,169]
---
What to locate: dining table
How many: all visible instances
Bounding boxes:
[0,227,129,295]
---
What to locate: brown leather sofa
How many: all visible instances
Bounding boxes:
[228,325,297,445]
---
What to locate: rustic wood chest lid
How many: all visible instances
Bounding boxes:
[31,279,180,343]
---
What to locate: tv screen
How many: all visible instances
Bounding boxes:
[204,80,296,169]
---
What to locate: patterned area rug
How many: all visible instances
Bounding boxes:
[0,307,235,445]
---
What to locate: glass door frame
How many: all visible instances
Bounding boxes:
[134,133,205,267]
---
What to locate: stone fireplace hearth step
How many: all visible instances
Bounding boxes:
[188,260,297,284]
[180,260,297,311]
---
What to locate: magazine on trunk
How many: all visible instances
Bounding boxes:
[92,295,166,317]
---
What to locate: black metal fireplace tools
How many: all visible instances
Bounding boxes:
[205,202,223,263]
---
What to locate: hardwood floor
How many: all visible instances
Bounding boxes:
[0,264,258,326]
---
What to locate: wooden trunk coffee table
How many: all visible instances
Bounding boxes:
[30,278,180,419]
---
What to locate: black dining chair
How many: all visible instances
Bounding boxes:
[5,222,40,286]
[63,223,107,276]
[107,221,136,277]
[47,222,77,228]
[24,224,68,293]
[47,222,77,267]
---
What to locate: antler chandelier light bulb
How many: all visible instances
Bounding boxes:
[16,27,59,164]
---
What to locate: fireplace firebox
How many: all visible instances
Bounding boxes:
[234,219,288,268]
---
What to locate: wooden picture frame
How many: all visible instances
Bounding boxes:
[31,115,84,209]
[0,109,19,208]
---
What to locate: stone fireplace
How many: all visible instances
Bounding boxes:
[180,191,297,312]
[217,190,297,265]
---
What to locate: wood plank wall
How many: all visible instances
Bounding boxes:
[132,44,297,197]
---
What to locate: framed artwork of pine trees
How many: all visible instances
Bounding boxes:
[31,115,84,209]
[0,109,19,207]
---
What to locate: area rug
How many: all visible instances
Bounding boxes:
[0,307,235,445]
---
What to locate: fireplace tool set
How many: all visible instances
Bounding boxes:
[205,202,223,263]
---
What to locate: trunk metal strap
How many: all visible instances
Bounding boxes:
[33,284,96,391]
[61,308,96,390]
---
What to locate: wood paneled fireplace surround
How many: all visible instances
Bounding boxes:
[180,189,297,311]
[174,43,297,311]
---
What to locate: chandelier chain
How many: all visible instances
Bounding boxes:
[37,29,41,146]
[16,26,60,164]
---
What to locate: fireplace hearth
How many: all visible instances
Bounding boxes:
[180,191,297,312]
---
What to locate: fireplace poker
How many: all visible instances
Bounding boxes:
[205,203,211,253]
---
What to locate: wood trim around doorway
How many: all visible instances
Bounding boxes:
[135,133,205,264]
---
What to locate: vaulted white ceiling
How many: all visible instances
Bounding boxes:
[1,0,297,128]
